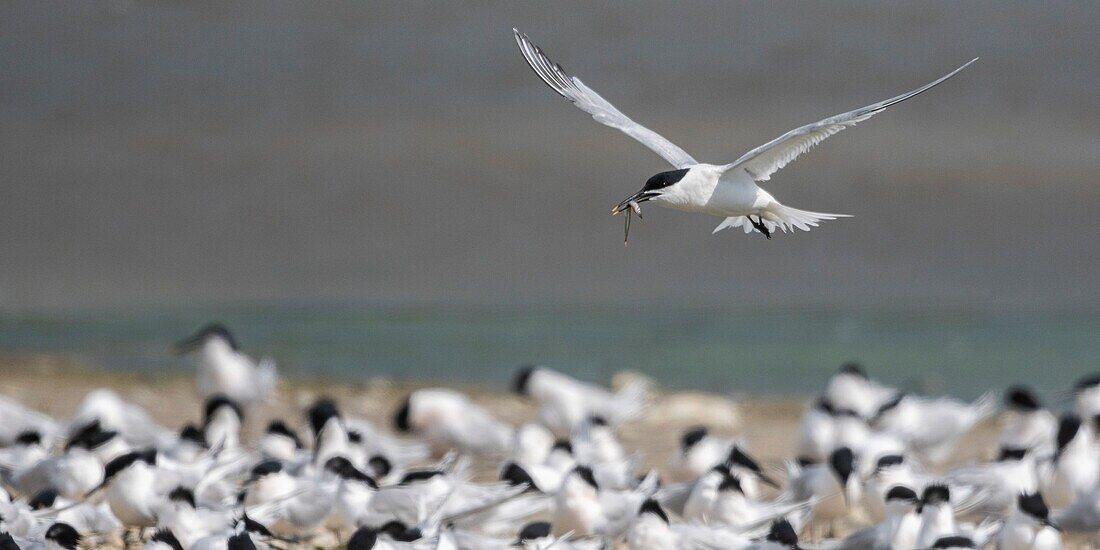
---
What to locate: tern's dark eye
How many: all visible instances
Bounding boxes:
[643,168,690,191]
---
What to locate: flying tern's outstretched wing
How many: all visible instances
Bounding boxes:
[723,59,978,181]
[514,29,697,169]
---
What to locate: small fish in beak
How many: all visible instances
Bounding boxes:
[621,200,642,245]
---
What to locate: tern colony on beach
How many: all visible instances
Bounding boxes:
[3,323,1100,548]
[514,29,977,243]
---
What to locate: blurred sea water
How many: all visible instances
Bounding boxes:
[1,303,1096,400]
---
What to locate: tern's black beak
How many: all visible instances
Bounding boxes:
[611,190,657,215]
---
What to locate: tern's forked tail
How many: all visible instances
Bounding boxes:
[712,204,851,235]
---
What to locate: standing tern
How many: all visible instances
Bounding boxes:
[514,29,976,242]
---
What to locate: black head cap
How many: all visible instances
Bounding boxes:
[931,536,975,549]
[347,527,378,550]
[873,393,905,421]
[828,447,855,484]
[324,457,378,488]
[265,420,303,448]
[348,430,363,444]
[168,486,196,508]
[1018,492,1049,521]
[368,455,392,478]
[874,454,905,473]
[885,485,919,504]
[65,420,118,451]
[638,498,669,524]
[204,395,244,425]
[572,465,599,490]
[500,462,537,491]
[587,415,609,427]
[717,470,743,494]
[999,447,1029,461]
[15,431,41,446]
[552,439,574,455]
[240,513,275,538]
[400,469,444,485]
[921,484,951,507]
[1056,414,1082,457]
[727,445,764,475]
[393,396,412,433]
[681,426,708,451]
[766,519,799,547]
[103,449,157,483]
[513,365,537,395]
[150,529,184,550]
[517,521,551,542]
[307,398,341,435]
[379,521,421,542]
[814,397,836,415]
[1005,386,1042,411]
[44,523,81,550]
[248,459,283,482]
[1074,373,1100,393]
[642,168,690,192]
[175,324,238,353]
[0,533,18,550]
[838,361,868,379]
[29,488,58,510]
[226,532,257,550]
[179,424,207,447]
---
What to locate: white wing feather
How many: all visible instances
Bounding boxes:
[723,58,978,181]
[514,29,697,169]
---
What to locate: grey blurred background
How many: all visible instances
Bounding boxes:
[1,2,1098,394]
[2,1,1097,311]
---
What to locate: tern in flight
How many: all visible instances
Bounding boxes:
[514,29,976,243]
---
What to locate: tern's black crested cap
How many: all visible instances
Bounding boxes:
[931,536,976,549]
[838,361,868,379]
[368,455,392,478]
[393,396,412,432]
[885,485,919,503]
[226,532,257,550]
[874,454,905,473]
[44,523,81,550]
[346,527,378,550]
[248,459,284,482]
[1074,373,1100,393]
[1005,386,1042,410]
[766,519,799,546]
[265,420,303,448]
[999,447,1028,461]
[921,483,951,506]
[727,445,765,474]
[681,426,708,451]
[552,439,574,455]
[572,465,599,490]
[399,469,444,484]
[15,431,41,446]
[65,419,118,451]
[0,533,18,550]
[513,365,537,395]
[307,398,341,434]
[829,447,856,482]
[103,449,156,483]
[638,498,669,523]
[1018,492,1050,521]
[204,394,244,424]
[517,521,551,542]
[179,424,207,447]
[150,529,184,550]
[1056,414,1082,456]
[642,168,690,191]
[29,489,58,510]
[500,462,537,491]
[168,486,196,508]
[323,457,378,487]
